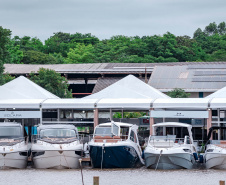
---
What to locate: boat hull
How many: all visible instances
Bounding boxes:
[0,152,27,169]
[205,153,226,169]
[89,145,142,168]
[144,153,195,170]
[33,150,82,169]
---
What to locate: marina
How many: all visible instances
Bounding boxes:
[1,74,226,184]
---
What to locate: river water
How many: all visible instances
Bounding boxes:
[0,167,226,185]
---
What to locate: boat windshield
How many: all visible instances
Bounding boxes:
[95,127,112,136]
[95,126,119,137]
[0,126,22,138]
[40,129,77,138]
[149,135,176,142]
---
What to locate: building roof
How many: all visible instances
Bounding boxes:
[5,62,226,75]
[84,75,169,99]
[1,76,59,99]
[149,64,226,92]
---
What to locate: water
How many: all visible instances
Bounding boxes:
[0,167,226,185]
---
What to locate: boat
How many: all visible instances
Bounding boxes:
[204,126,226,169]
[0,122,28,169]
[31,124,83,169]
[88,121,144,168]
[144,122,197,170]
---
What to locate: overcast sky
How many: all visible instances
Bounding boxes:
[0,0,226,42]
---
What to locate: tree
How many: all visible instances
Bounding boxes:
[21,50,57,64]
[3,73,15,84]
[29,68,73,98]
[12,36,44,52]
[66,43,96,63]
[167,88,190,98]
[0,26,11,84]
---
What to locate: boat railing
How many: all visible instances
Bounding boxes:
[31,134,83,144]
[148,135,189,147]
[0,137,28,146]
[90,134,129,143]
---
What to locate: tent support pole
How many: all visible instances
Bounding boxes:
[207,109,212,140]
[57,109,60,122]
[94,108,99,129]
[149,108,154,135]
[218,108,220,140]
[110,109,113,121]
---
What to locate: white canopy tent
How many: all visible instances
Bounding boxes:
[209,98,226,109]
[152,98,210,110]
[96,98,153,109]
[1,76,59,99]
[206,86,226,99]
[0,86,31,99]
[84,75,169,100]
[0,99,45,109]
[42,99,98,109]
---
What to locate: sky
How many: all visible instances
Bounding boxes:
[0,0,226,42]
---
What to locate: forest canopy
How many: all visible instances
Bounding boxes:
[1,22,226,66]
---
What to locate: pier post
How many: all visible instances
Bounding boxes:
[219,181,225,185]
[93,176,99,185]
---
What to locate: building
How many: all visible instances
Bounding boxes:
[5,62,226,98]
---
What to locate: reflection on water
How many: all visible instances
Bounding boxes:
[0,167,226,185]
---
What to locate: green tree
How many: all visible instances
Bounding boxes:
[12,36,44,52]
[44,32,99,57]
[0,26,11,84]
[29,68,72,98]
[113,112,146,118]
[66,43,96,63]
[167,88,190,98]
[3,73,15,84]
[21,50,57,64]
[7,43,23,64]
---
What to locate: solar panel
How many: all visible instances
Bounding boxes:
[194,70,226,76]
[188,64,226,69]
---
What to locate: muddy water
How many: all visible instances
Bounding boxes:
[0,167,226,185]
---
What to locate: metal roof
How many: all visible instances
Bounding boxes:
[5,62,226,75]
[149,64,226,92]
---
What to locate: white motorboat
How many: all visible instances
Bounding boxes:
[31,124,83,169]
[144,122,197,170]
[204,126,226,169]
[88,121,144,168]
[0,122,28,169]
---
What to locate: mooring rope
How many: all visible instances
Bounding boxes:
[79,158,84,185]
[101,144,105,170]
[155,150,163,171]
